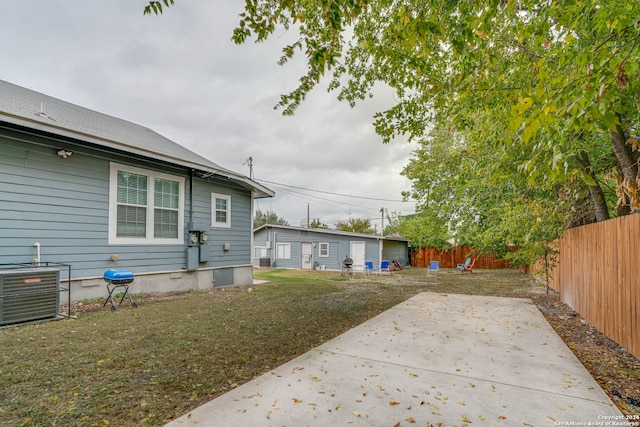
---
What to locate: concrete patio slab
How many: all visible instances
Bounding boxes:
[166,293,624,426]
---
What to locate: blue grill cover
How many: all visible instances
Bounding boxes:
[103,269,135,284]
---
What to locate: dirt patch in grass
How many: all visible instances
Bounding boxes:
[1,268,638,426]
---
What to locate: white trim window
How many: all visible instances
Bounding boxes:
[212,193,231,228]
[254,246,267,259]
[319,242,329,257]
[275,242,291,260]
[109,163,185,245]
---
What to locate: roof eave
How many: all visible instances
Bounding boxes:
[1,113,274,199]
[254,224,409,241]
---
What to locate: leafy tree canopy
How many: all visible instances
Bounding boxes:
[309,218,329,229]
[382,210,403,236]
[254,209,289,229]
[227,0,639,208]
[335,217,376,234]
[398,213,451,249]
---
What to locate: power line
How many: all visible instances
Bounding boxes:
[264,182,383,213]
[255,178,413,203]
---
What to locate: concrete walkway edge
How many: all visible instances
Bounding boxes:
[166,293,623,426]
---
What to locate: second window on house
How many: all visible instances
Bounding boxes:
[319,242,329,257]
[276,242,291,259]
[211,193,231,228]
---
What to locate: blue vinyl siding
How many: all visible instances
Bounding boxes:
[253,226,407,271]
[190,179,253,266]
[0,130,254,279]
[1,135,110,277]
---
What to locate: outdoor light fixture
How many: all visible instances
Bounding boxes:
[57,149,72,159]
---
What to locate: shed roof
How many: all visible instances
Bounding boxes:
[254,224,410,242]
[0,79,273,198]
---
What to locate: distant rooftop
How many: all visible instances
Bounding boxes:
[254,223,410,242]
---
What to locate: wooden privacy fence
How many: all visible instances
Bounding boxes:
[411,246,509,269]
[414,218,639,360]
[537,214,640,360]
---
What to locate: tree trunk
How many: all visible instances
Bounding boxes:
[610,121,640,211]
[610,124,638,180]
[576,151,610,222]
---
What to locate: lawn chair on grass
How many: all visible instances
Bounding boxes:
[365,261,375,275]
[351,264,368,278]
[457,257,475,273]
[427,261,440,277]
[380,260,391,274]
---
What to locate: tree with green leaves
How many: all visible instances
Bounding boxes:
[398,213,451,249]
[227,0,638,209]
[253,209,289,229]
[309,218,329,229]
[382,211,402,236]
[401,108,578,282]
[334,217,376,234]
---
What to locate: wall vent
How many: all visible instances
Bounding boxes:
[0,267,60,326]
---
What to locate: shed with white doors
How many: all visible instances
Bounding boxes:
[253,224,409,272]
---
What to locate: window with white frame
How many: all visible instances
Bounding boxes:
[319,242,329,257]
[254,246,267,259]
[276,242,291,259]
[109,163,184,244]
[211,193,231,228]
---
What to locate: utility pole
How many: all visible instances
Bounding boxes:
[307,203,310,229]
[380,207,385,236]
[243,156,254,179]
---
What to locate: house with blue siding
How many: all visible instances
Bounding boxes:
[253,224,409,271]
[0,79,273,301]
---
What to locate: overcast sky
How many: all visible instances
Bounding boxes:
[0,1,417,231]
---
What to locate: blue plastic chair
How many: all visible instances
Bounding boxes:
[380,260,390,274]
[427,261,440,277]
[365,261,375,274]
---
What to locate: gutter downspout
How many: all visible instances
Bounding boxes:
[189,169,195,227]
[189,170,199,283]
[250,191,255,266]
[272,230,277,267]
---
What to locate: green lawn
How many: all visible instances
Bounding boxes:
[0,268,538,426]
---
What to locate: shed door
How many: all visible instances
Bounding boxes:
[301,242,313,270]
[350,241,366,267]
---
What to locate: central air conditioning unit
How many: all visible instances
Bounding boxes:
[0,267,60,326]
